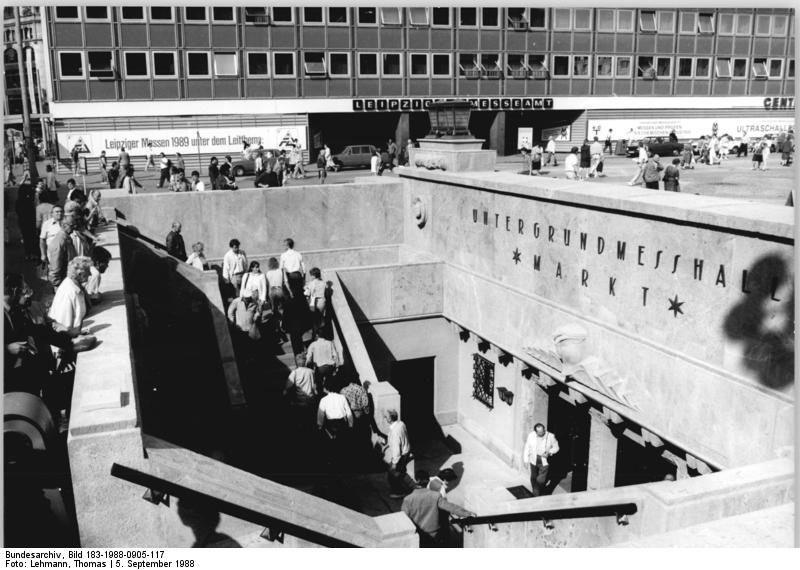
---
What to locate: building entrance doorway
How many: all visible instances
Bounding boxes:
[389,357,439,447]
[615,435,678,487]
[546,390,590,493]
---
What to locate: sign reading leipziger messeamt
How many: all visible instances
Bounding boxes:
[352,97,555,111]
[56,127,308,158]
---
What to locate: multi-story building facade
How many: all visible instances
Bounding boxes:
[43,6,795,161]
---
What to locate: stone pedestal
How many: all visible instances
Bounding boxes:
[408,138,496,172]
[587,409,619,491]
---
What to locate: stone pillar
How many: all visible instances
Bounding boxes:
[395,112,410,152]
[489,111,506,156]
[587,409,619,491]
[532,381,550,428]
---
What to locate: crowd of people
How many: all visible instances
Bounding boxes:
[6,170,112,432]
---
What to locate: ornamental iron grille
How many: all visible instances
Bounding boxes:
[472,353,495,409]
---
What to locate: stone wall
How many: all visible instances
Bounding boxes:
[399,169,794,469]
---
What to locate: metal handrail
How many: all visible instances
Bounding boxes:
[456,500,638,528]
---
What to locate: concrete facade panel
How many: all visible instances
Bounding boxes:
[302,28,325,49]
[53,23,83,47]
[674,80,693,95]
[638,35,656,53]
[506,33,527,52]
[184,25,211,48]
[733,37,751,56]
[572,33,592,53]
[480,30,501,51]
[380,79,403,96]
[613,79,632,95]
[356,28,379,48]
[152,80,180,99]
[302,79,327,97]
[244,79,270,98]
[505,81,526,96]
[430,31,452,51]
[327,27,351,49]
[120,25,148,47]
[652,80,672,95]
[122,80,152,100]
[593,80,614,96]
[84,24,113,47]
[527,81,547,95]
[551,33,570,52]
[356,79,380,96]
[270,26,295,48]
[696,36,713,53]
[88,81,117,100]
[409,79,430,96]
[380,28,403,49]
[328,79,351,97]
[728,81,747,96]
[457,80,478,96]
[186,80,212,98]
[752,38,770,55]
[149,25,177,48]
[408,29,430,50]
[59,81,88,101]
[615,34,634,53]
[770,38,786,56]
[211,26,237,48]
[656,35,674,53]
[677,36,695,54]
[596,35,615,53]
[550,80,571,95]
[430,80,452,96]
[457,30,479,51]
[272,80,298,97]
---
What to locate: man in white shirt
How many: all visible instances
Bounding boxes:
[222,238,248,294]
[39,204,64,264]
[284,353,317,406]
[385,409,412,498]
[317,383,353,434]
[544,136,558,166]
[522,423,560,496]
[279,237,306,299]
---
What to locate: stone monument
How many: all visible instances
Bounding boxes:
[408,100,496,172]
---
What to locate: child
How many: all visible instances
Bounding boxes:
[680,143,694,169]
[305,267,326,336]
[371,150,380,175]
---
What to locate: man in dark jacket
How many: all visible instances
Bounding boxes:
[401,471,475,547]
[47,218,78,287]
[166,221,187,261]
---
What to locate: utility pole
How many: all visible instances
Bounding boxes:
[14,6,39,181]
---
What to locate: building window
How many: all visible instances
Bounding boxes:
[773,15,788,36]
[358,53,378,77]
[617,10,634,32]
[458,54,480,77]
[87,51,114,78]
[382,53,402,77]
[695,57,710,78]
[58,51,84,78]
[408,7,428,26]
[328,7,348,25]
[55,6,79,20]
[120,6,144,21]
[472,354,494,410]
[328,52,349,76]
[481,8,499,28]
[530,8,546,29]
[184,7,207,22]
[529,54,548,76]
[357,7,377,25]
[615,56,632,77]
[481,53,502,78]
[273,53,295,77]
[552,55,569,77]
[679,12,696,34]
[212,7,234,22]
[658,11,675,33]
[508,8,528,29]
[506,53,528,78]
[186,52,210,77]
[697,13,714,34]
[574,9,591,31]
[732,58,747,78]
[124,52,149,78]
[788,59,795,78]
[735,14,752,35]
[637,56,655,78]
[303,52,326,76]
[755,14,771,35]
[213,53,238,76]
[244,7,269,24]
[380,7,402,26]
[432,8,450,27]
[597,9,615,32]
[271,7,293,24]
[150,7,173,22]
[718,13,734,35]
[596,56,613,77]
[768,58,783,79]
[639,11,656,32]
[715,58,731,78]
[409,53,428,76]
[678,57,693,77]
[85,6,108,20]
[246,53,269,77]
[656,56,672,77]
[302,7,323,24]
[432,53,451,77]
[459,8,477,27]
[752,59,768,79]
[553,8,571,30]
[152,52,176,77]
[573,55,590,77]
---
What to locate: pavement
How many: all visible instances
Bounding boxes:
[5,151,794,207]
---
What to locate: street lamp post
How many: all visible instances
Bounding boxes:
[14,6,39,182]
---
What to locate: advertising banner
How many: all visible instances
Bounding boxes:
[587,117,794,141]
[57,126,308,158]
[517,127,533,150]
[541,125,572,141]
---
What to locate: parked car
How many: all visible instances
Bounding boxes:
[230,149,283,177]
[626,136,683,157]
[330,145,379,170]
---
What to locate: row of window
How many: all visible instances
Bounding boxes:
[57,50,798,81]
[52,6,793,36]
